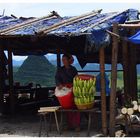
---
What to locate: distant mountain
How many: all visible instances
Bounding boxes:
[14,55,56,86]
[13,55,140,76]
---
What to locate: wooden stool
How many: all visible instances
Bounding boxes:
[38,106,61,137]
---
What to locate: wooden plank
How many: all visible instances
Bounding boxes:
[7,48,14,115]
[38,106,61,113]
[38,10,102,34]
[40,106,61,110]
[57,108,98,112]
[99,47,107,136]
[109,23,119,136]
[38,109,57,113]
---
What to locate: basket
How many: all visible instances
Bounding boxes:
[76,102,94,110]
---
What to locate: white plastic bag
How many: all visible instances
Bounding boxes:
[55,87,72,97]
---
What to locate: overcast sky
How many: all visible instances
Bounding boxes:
[0,3,140,17]
[0,3,140,60]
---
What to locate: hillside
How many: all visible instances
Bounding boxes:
[14,55,56,87]
[13,55,140,89]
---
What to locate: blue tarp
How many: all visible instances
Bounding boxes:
[129,30,140,44]
[0,9,139,54]
[96,73,110,95]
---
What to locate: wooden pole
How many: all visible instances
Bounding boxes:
[0,46,4,114]
[8,49,14,115]
[122,39,131,99]
[129,29,137,100]
[109,23,119,136]
[57,49,61,68]
[99,47,107,136]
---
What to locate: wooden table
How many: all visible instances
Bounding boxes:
[38,107,99,137]
[58,108,99,136]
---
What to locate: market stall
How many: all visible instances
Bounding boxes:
[0,9,140,136]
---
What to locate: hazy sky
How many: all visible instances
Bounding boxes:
[0,3,140,60]
[0,3,140,17]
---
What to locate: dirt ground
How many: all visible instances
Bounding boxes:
[0,111,140,137]
[0,111,103,137]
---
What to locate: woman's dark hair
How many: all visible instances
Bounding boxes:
[62,54,72,60]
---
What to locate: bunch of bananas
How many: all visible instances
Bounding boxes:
[73,76,96,105]
[74,95,95,105]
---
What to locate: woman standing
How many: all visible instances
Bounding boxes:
[55,54,80,131]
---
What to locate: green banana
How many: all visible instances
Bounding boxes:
[78,87,82,97]
[73,76,96,106]
[93,87,96,93]
[89,87,93,94]
[73,87,76,96]
[86,87,88,95]
[74,98,77,104]
[83,80,86,88]
[75,87,79,97]
[73,78,76,87]
[89,79,92,87]
[92,79,96,86]
[77,98,80,105]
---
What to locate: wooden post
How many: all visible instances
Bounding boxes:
[0,46,4,114]
[57,49,61,68]
[129,29,137,100]
[122,39,131,99]
[99,47,107,136]
[8,49,14,115]
[109,23,119,136]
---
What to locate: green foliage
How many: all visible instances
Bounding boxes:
[13,66,19,73]
[14,55,56,87]
[108,71,124,89]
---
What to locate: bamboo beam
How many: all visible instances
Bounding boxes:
[0,11,59,35]
[8,49,14,115]
[99,47,107,136]
[106,30,120,39]
[129,29,137,100]
[106,30,129,42]
[125,19,140,24]
[81,11,126,32]
[119,23,140,29]
[109,23,119,136]
[0,46,5,114]
[38,9,102,34]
